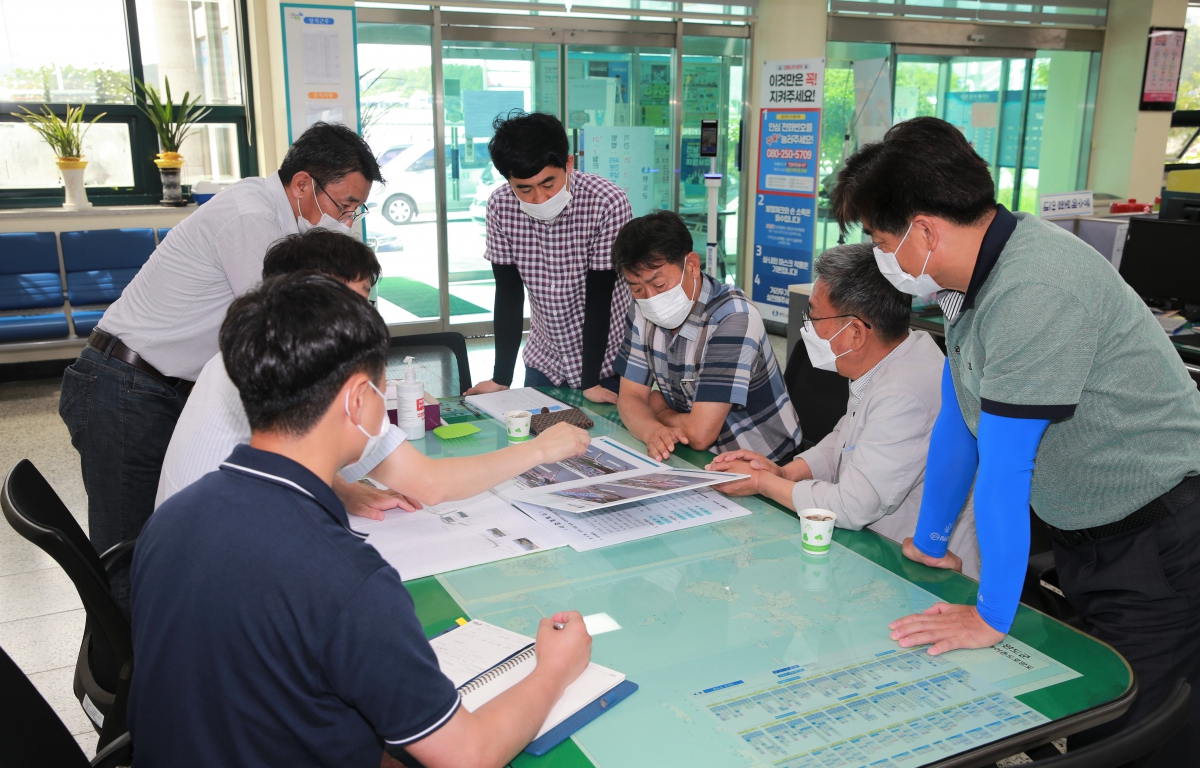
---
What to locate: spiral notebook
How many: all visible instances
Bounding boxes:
[430,620,635,754]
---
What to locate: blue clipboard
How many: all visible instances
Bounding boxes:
[523,679,639,756]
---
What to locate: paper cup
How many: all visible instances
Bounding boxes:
[799,508,836,555]
[505,410,531,442]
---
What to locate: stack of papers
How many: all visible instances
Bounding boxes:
[464,387,572,422]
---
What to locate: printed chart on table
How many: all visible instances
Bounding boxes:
[437,510,1080,768]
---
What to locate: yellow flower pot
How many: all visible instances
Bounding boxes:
[154,152,184,169]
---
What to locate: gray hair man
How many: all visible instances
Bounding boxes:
[708,242,979,577]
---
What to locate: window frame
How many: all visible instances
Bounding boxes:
[0,0,258,208]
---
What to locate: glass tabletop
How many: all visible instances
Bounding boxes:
[404,390,1131,768]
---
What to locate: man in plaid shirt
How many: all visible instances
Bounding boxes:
[613,211,802,463]
[465,112,632,403]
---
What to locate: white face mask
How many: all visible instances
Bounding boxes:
[518,175,572,222]
[636,268,699,330]
[297,183,353,237]
[872,222,942,296]
[345,381,388,466]
[800,319,853,373]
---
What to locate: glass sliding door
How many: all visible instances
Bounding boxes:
[356,23,442,328]
[441,40,557,325]
[565,44,676,221]
[681,36,745,282]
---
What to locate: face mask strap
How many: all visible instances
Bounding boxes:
[345,381,386,439]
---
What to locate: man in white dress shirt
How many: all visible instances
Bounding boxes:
[58,122,383,608]
[708,243,979,578]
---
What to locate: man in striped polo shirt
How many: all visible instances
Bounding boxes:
[612,211,801,463]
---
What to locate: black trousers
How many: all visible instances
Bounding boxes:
[1052,487,1200,765]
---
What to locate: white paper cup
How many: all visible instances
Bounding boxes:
[505,410,532,442]
[799,508,837,555]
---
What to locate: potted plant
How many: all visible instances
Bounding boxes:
[131,77,211,206]
[11,104,106,210]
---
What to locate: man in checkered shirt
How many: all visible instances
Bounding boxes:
[612,211,802,464]
[465,112,632,403]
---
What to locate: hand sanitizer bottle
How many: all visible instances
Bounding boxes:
[397,356,425,440]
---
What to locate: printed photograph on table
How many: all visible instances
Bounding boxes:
[526,468,744,513]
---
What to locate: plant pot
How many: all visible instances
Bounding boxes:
[153,151,184,169]
[158,167,186,206]
[56,158,91,211]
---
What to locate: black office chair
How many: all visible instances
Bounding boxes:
[0,642,132,768]
[782,340,849,451]
[389,332,473,396]
[1026,678,1191,767]
[1,460,134,751]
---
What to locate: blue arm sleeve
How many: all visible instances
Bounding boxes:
[972,411,1048,634]
[913,360,979,559]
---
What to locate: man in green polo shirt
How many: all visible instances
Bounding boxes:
[832,116,1200,763]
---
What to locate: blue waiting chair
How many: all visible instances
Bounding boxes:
[0,232,69,343]
[60,229,156,336]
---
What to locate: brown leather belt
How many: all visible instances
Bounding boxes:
[86,328,194,394]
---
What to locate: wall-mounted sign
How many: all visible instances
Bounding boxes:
[1039,191,1094,220]
[281,4,360,142]
[752,58,823,324]
[1141,26,1187,111]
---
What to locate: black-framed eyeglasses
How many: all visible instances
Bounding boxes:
[314,179,369,225]
[800,307,872,329]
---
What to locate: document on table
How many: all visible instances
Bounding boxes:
[351,492,565,581]
[517,487,752,552]
[495,435,747,514]
[464,387,572,422]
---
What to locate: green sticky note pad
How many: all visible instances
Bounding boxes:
[433,423,481,440]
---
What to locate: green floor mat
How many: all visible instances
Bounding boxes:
[375,276,487,318]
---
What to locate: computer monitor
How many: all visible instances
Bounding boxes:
[1119,217,1200,309]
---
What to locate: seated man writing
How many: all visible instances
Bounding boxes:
[129,272,593,768]
[614,211,802,463]
[708,243,979,578]
[156,229,586,517]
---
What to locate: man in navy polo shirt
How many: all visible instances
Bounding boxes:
[129,272,594,768]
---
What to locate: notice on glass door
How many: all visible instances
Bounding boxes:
[281,4,360,141]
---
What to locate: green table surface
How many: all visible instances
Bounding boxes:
[406,388,1131,768]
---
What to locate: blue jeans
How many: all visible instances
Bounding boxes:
[524,368,619,394]
[58,346,188,611]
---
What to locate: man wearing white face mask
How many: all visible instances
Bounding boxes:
[59,121,382,611]
[612,211,801,463]
[835,117,1200,763]
[466,111,632,404]
[707,243,979,578]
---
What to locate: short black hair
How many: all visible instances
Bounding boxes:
[832,116,996,236]
[488,110,570,180]
[262,229,382,286]
[612,210,694,276]
[278,122,384,188]
[814,243,911,343]
[220,272,388,435]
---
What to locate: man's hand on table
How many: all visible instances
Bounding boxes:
[888,603,1005,655]
[645,425,689,462]
[465,379,509,396]
[532,422,591,464]
[708,459,766,497]
[333,476,421,520]
[901,536,963,573]
[707,450,785,477]
[582,384,618,405]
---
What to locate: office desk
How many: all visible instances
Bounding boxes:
[405,391,1132,768]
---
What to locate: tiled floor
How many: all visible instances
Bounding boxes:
[0,332,1046,764]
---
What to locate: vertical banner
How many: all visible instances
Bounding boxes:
[753,58,823,323]
[281,4,360,143]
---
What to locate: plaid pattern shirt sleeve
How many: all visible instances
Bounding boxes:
[614,302,652,385]
[483,193,515,266]
[692,311,758,408]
